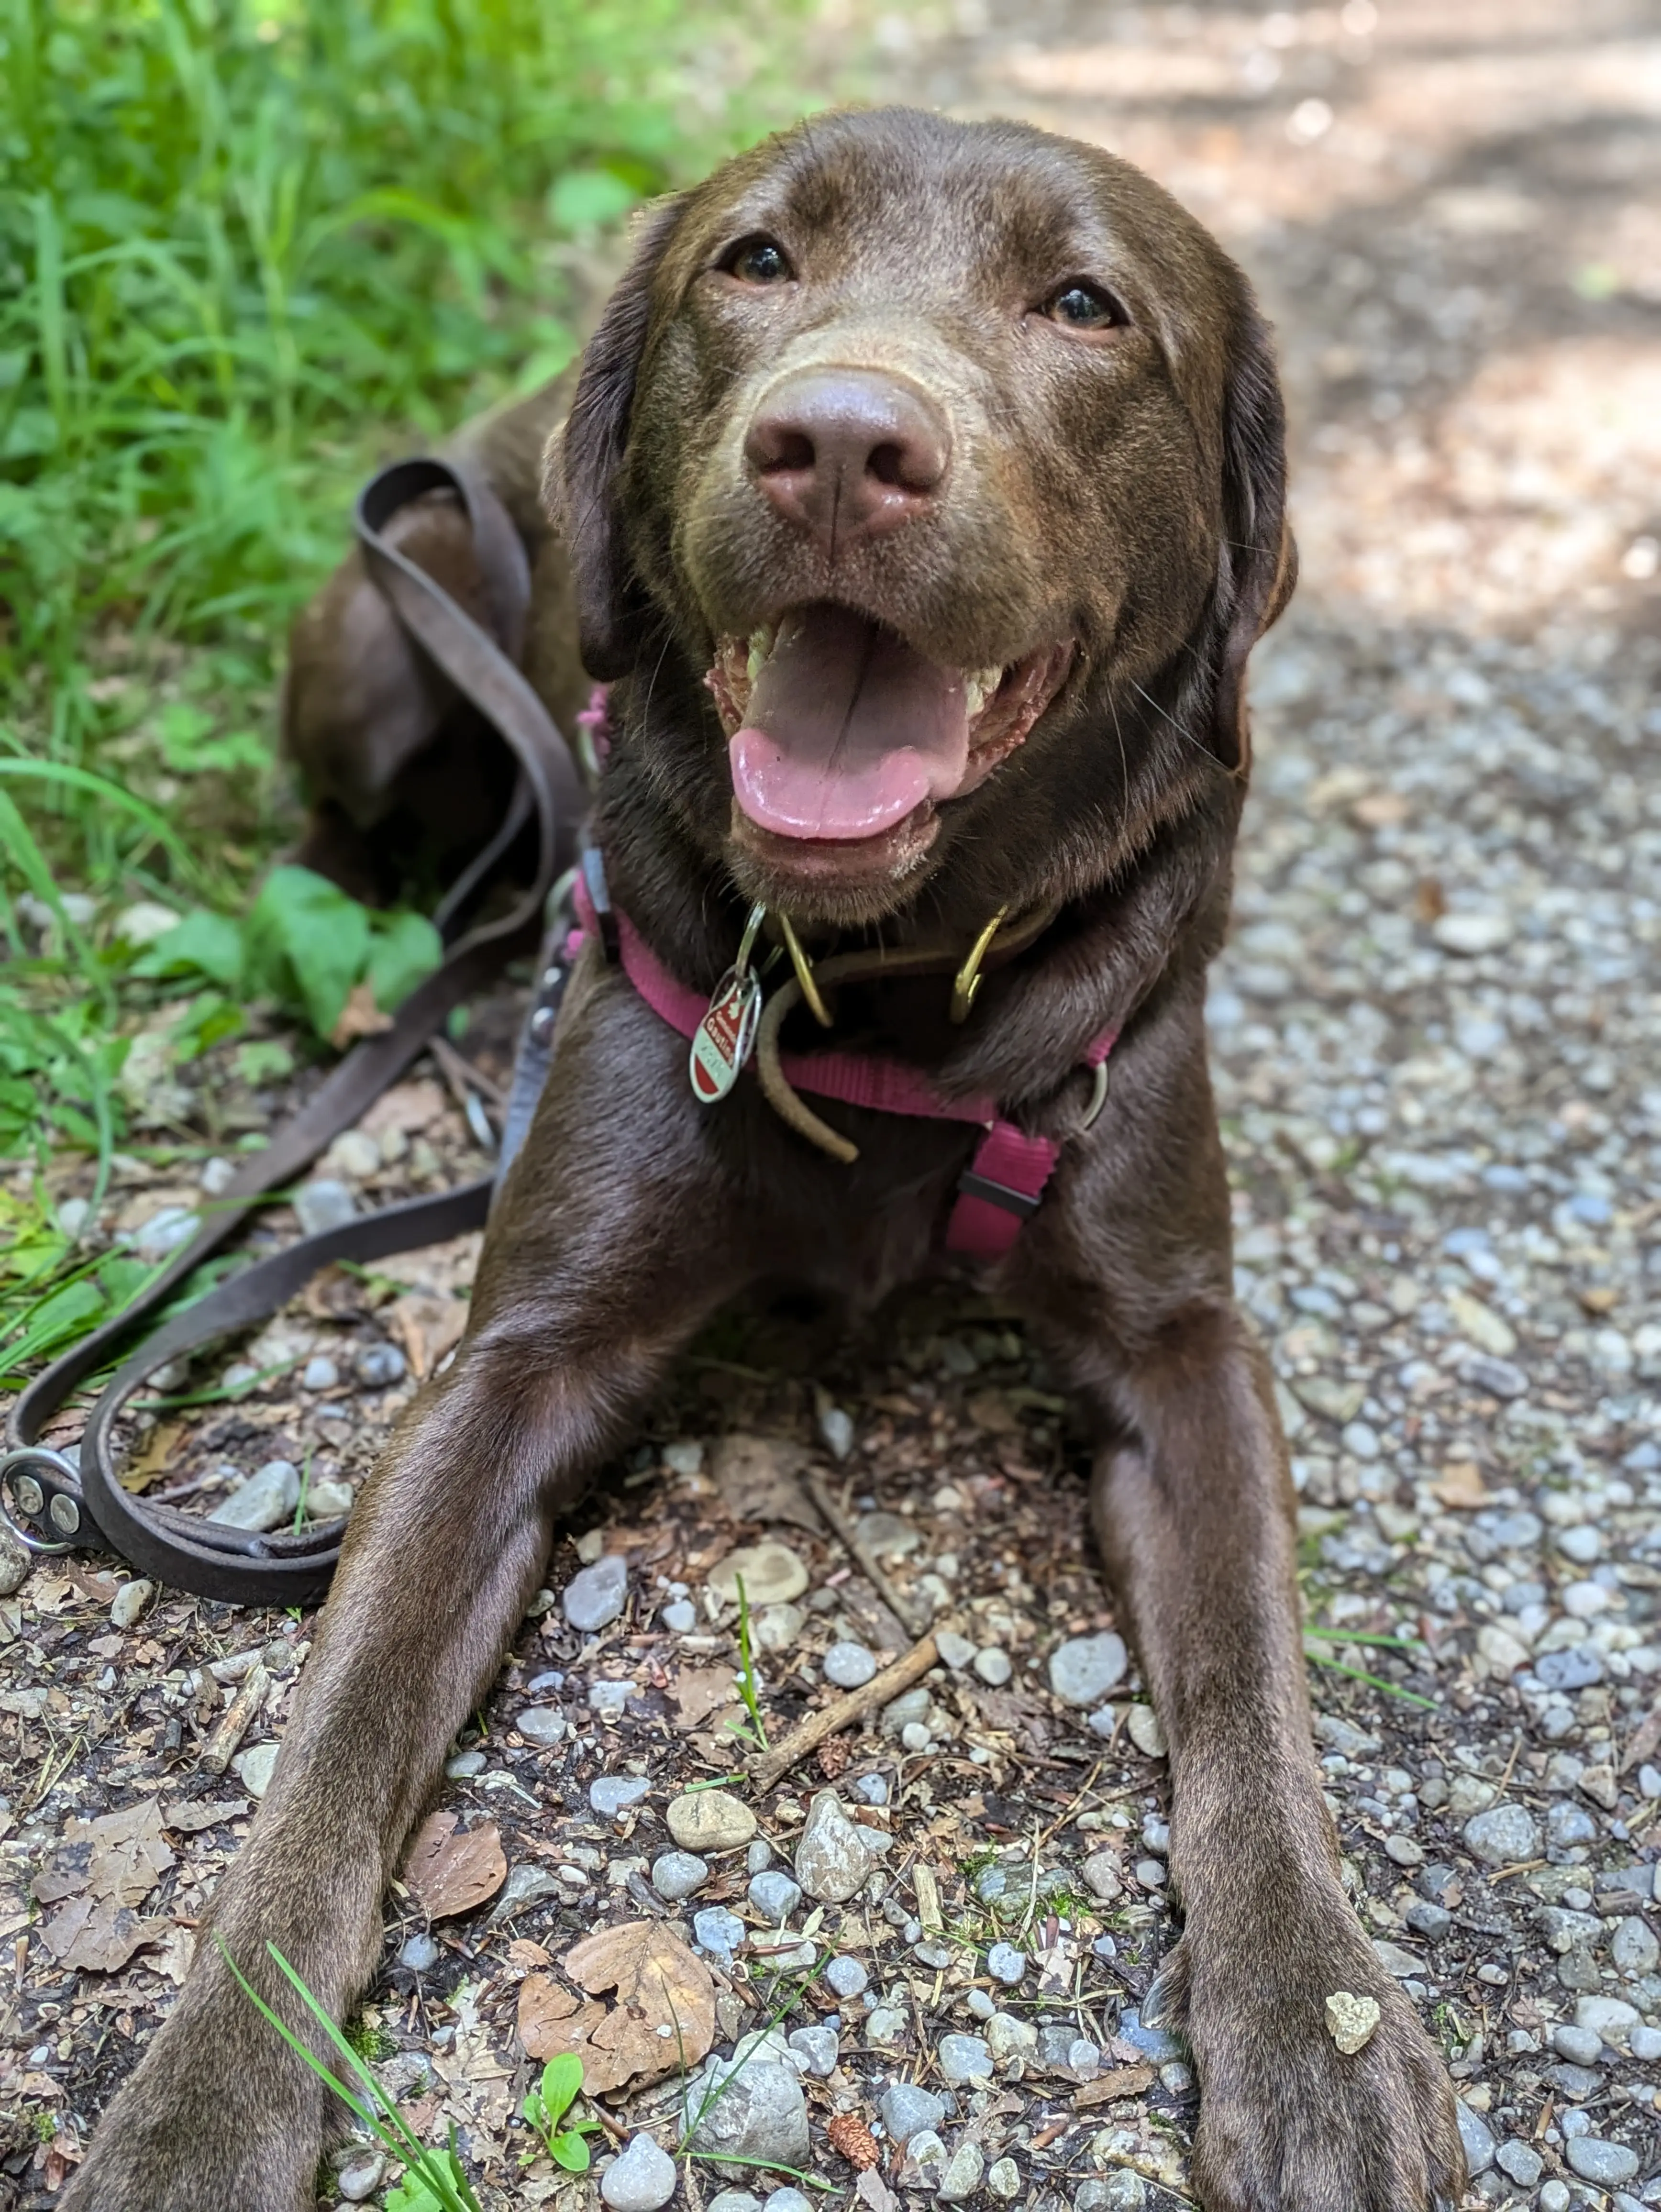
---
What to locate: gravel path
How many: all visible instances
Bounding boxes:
[3,2,1658,2207]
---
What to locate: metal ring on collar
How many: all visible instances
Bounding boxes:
[1081,1060,1109,1130]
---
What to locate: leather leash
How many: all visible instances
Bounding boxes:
[1,458,585,1607]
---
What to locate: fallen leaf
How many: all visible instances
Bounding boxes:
[161,1798,249,1833]
[359,1079,449,1139]
[507,1937,552,1970]
[38,1894,167,1972]
[121,1421,186,1494]
[34,1800,173,1912]
[671,1665,738,1730]
[519,1919,715,2094]
[710,1434,819,1531]
[388,1291,469,1381]
[401,1813,507,1920]
[855,2166,899,2212]
[1432,1460,1489,1509]
[1074,2064,1156,2107]
[330,981,393,1048]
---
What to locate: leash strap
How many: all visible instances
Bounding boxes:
[2,459,585,1605]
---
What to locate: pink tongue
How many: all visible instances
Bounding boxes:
[729,606,969,841]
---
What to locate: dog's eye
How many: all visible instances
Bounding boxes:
[720,236,795,286]
[1043,281,1126,332]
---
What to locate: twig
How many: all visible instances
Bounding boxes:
[429,1033,506,1107]
[751,1634,938,1791]
[805,1472,928,1639]
[200,1660,269,1775]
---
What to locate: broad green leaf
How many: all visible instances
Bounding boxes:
[367,909,443,1012]
[538,2052,585,2127]
[244,865,369,1040]
[550,2132,592,2174]
[135,909,245,988]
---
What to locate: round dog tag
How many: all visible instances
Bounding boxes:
[690,967,762,1102]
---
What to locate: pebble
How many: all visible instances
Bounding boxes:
[786,2025,838,2077]
[110,1579,153,1629]
[1082,1850,1124,1902]
[986,2012,1038,2064]
[588,1681,635,1721]
[1495,2140,1543,2188]
[564,1553,628,1632]
[651,1851,709,1902]
[1539,2185,1571,2212]
[334,2146,387,2202]
[1047,1631,1128,1707]
[600,2133,677,2212]
[706,2197,761,2212]
[865,2004,908,2042]
[823,1954,868,1999]
[208,1459,299,1532]
[304,1479,354,1520]
[986,1941,1026,1986]
[936,1632,976,1670]
[937,2032,993,2084]
[708,1542,808,1609]
[0,1526,28,1598]
[972,1647,1012,1686]
[938,2142,986,2202]
[667,1789,756,1853]
[693,1907,747,1960]
[1575,1995,1639,2049]
[1325,1991,1380,2054]
[793,1789,874,1902]
[301,1355,339,1390]
[1552,2024,1601,2066]
[987,2157,1021,2200]
[764,2191,813,2212]
[1455,2101,1496,2176]
[754,1601,805,1652]
[233,1741,279,1797]
[1565,2138,1639,2187]
[749,1870,802,1922]
[818,1404,855,1459]
[661,1599,698,1633]
[1118,2007,1183,2063]
[590,1776,650,1819]
[823,1640,877,1689]
[353,1341,406,1389]
[682,2045,809,2170]
[398,1933,439,1971]
[878,2082,945,2140]
[1461,1803,1538,1867]
[747,1839,774,1874]
[517,1707,566,1747]
[444,1750,485,1779]
[1126,1704,1167,1758]
[900,2130,947,2188]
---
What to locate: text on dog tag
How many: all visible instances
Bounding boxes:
[690,968,762,1102]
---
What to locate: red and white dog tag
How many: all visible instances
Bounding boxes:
[689,903,766,1104]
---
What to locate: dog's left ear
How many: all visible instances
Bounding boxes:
[1209,299,1297,778]
[543,193,688,681]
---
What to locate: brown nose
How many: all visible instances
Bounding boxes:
[744,368,949,543]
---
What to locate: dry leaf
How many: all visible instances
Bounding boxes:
[855,2166,900,2212]
[39,1895,167,1972]
[34,1800,173,1912]
[507,1937,552,1970]
[710,1434,819,1531]
[401,1813,506,1920]
[162,1798,249,1833]
[1432,1460,1488,1509]
[671,1665,738,1730]
[388,1292,469,1381]
[330,981,393,1048]
[519,1919,715,2094]
[360,1079,449,1138]
[1074,2064,1156,2107]
[121,1421,185,1494]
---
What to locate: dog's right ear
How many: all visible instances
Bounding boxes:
[544,195,688,681]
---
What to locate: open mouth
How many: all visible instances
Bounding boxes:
[707,604,1072,849]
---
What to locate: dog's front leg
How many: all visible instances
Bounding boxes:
[1046,1294,1464,2212]
[63,1079,743,2212]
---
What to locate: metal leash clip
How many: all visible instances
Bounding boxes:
[1,1444,93,1555]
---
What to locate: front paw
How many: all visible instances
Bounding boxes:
[1158,1908,1465,2212]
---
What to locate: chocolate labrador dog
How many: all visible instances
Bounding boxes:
[64,109,1463,2212]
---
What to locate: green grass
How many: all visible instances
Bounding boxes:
[0,0,820,1371]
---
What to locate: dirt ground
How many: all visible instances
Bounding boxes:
[3,0,1660,2207]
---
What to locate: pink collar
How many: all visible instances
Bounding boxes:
[572,867,1112,1260]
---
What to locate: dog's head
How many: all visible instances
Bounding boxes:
[552,109,1293,928]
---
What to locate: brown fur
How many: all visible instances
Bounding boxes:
[64,110,1460,2212]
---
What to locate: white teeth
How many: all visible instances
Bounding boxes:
[745,625,776,685]
[964,665,1003,718]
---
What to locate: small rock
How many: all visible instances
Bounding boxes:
[399,1932,439,1971]
[986,2012,1038,2064]
[293,1179,357,1236]
[683,2045,810,2170]
[0,1525,29,1597]
[865,2004,908,2042]
[747,1838,774,1874]
[1082,1851,1124,1903]
[709,1542,808,1609]
[1494,2139,1543,2188]
[354,1341,407,1389]
[662,1599,698,1632]
[1611,1915,1660,1976]
[1126,1704,1167,1758]
[111,1579,154,1629]
[518,1707,566,1747]
[1078,2176,1147,2210]
[1325,1991,1380,2054]
[209,1460,300,1532]
[754,1601,805,1652]
[1552,2024,1602,2066]
[1118,2007,1183,2063]
[694,1907,747,1959]
[1047,1632,1128,1708]
[1404,1901,1451,1940]
[652,1852,709,1902]
[304,1479,354,1520]
[973,1647,1012,1686]
[444,1749,485,1780]
[565,1554,629,1632]
[233,1741,280,1797]
[1539,2185,1571,2212]
[1565,2138,1639,2188]
[588,1680,636,1720]
[706,2197,762,2212]
[939,2142,986,2201]
[327,1130,381,1182]
[1433,910,1512,955]
[786,2024,839,2078]
[1630,2022,1661,2061]
[1547,1799,1597,1848]
[334,2146,387,2202]
[901,2131,948,2188]
[794,1789,874,1902]
[987,1941,1026,1987]
[764,2191,812,2212]
[590,1776,650,1819]
[1575,1994,1639,2049]
[938,2032,993,2084]
[1455,2101,1496,2177]
[878,2082,946,2140]
[301,1354,339,1391]
[750,1870,802,1922]
[823,1954,868,1999]
[600,2132,677,2212]
[987,2157,1021,2201]
[936,1632,976,1670]
[819,1404,855,1459]
[1462,1803,1538,1867]
[668,1788,756,1853]
[824,1640,877,1689]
